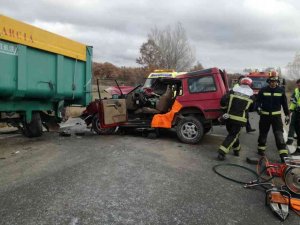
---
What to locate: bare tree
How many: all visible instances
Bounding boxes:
[136,39,163,70]
[190,61,204,71]
[286,52,300,80]
[137,23,196,71]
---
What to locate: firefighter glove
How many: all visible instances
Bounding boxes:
[285,116,290,125]
[218,113,229,124]
[222,113,229,120]
[257,107,262,115]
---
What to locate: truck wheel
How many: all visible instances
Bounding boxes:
[23,112,43,137]
[176,116,204,144]
[92,115,116,135]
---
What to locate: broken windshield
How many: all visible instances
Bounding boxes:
[251,77,268,89]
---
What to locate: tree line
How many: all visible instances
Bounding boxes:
[93,22,299,89]
[92,23,202,85]
[92,62,149,85]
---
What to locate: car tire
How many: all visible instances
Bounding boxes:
[176,116,204,144]
[92,115,117,135]
[22,112,43,137]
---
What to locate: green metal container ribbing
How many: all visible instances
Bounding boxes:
[0,39,92,121]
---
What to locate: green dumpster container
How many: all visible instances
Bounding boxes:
[0,15,92,137]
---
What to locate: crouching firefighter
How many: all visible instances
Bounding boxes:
[289,79,300,155]
[217,78,254,160]
[256,73,290,162]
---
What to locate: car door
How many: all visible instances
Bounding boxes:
[178,74,222,119]
[100,98,127,127]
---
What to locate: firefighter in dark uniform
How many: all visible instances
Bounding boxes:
[234,75,256,133]
[256,73,290,162]
[218,77,254,160]
[289,79,300,155]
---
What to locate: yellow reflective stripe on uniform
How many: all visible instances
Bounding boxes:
[227,94,252,121]
[219,145,229,154]
[260,111,269,115]
[272,111,281,115]
[243,100,253,119]
[279,149,289,155]
[229,114,247,122]
[258,146,266,151]
[246,100,252,109]
[263,92,282,97]
[227,130,241,152]
[219,130,241,154]
[263,93,271,96]
[261,110,281,115]
[231,94,253,103]
[227,94,234,113]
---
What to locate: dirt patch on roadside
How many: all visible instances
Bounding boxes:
[0,123,7,128]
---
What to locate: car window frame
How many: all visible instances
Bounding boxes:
[187,75,217,94]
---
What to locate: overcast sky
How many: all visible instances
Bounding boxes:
[1,0,300,73]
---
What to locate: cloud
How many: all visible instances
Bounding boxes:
[1,0,300,73]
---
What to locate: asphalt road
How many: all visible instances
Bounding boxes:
[0,113,298,225]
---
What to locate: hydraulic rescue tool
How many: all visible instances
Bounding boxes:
[249,156,300,221]
[213,156,300,221]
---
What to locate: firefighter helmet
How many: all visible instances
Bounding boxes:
[238,75,245,82]
[267,71,279,83]
[240,77,252,86]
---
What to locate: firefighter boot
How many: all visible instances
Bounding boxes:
[217,151,225,161]
[280,153,288,163]
[233,145,241,157]
[257,150,265,156]
[233,150,240,156]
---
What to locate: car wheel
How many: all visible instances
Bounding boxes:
[92,115,117,135]
[22,112,43,137]
[176,116,204,144]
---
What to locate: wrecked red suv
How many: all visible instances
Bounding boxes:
[81,67,229,144]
